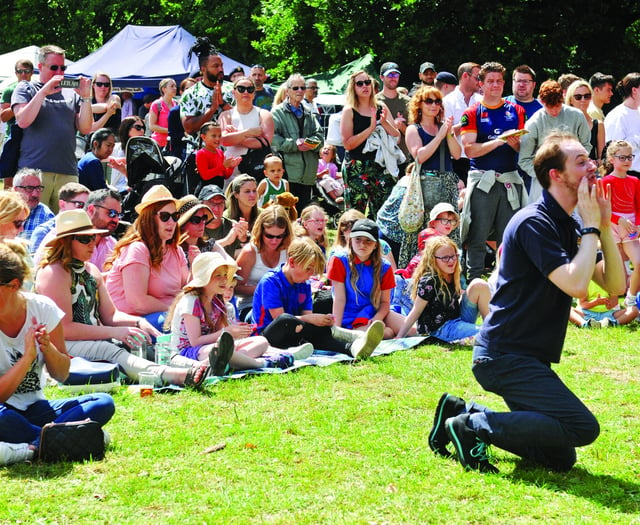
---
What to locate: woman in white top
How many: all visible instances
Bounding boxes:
[604,73,640,176]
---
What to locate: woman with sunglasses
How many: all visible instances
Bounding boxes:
[105,185,189,331]
[177,195,234,268]
[107,116,148,193]
[149,78,178,150]
[0,191,29,243]
[90,72,121,133]
[340,70,400,218]
[36,209,211,389]
[401,85,462,265]
[566,81,605,164]
[219,77,274,180]
[235,205,292,321]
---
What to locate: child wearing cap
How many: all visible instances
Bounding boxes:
[327,219,405,339]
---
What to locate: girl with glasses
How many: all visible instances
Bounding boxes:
[396,236,490,343]
[340,70,400,218]
[566,80,605,163]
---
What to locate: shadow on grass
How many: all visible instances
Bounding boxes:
[6,461,75,478]
[509,462,640,514]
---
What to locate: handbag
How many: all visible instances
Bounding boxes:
[39,419,106,463]
[398,160,425,233]
[238,136,272,182]
[0,124,23,179]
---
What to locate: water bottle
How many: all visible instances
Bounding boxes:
[154,334,172,365]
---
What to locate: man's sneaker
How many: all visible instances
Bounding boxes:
[350,320,384,360]
[623,294,637,308]
[263,353,294,370]
[0,442,34,466]
[287,343,314,361]
[428,393,466,457]
[445,414,498,474]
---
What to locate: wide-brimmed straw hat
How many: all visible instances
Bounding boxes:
[185,252,240,289]
[177,195,214,227]
[134,184,179,214]
[46,210,109,246]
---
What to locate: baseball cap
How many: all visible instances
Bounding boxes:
[199,184,225,201]
[420,62,436,74]
[349,219,379,242]
[380,62,401,76]
[429,202,459,223]
[436,71,458,85]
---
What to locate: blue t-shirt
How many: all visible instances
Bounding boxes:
[460,99,526,173]
[252,264,313,332]
[78,152,108,191]
[504,96,542,120]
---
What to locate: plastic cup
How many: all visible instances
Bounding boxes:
[138,372,156,397]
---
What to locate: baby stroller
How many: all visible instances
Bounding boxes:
[122,136,183,222]
[311,177,345,228]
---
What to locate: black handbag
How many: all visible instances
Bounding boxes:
[0,124,23,179]
[238,136,272,183]
[39,419,105,463]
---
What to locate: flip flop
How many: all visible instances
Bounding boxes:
[184,362,210,390]
[209,331,235,376]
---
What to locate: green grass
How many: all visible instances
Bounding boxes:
[2,325,639,524]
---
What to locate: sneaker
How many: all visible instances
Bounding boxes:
[623,294,637,308]
[445,414,498,474]
[263,353,295,370]
[210,331,235,376]
[428,393,467,457]
[287,342,314,361]
[350,320,385,360]
[103,429,112,449]
[0,442,34,466]
[599,318,610,328]
[587,318,601,329]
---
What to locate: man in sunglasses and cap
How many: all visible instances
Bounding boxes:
[11,45,93,213]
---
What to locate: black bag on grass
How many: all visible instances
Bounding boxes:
[39,419,105,462]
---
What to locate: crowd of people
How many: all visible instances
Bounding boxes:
[0,41,638,476]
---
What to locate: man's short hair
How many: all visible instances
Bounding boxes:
[557,73,582,92]
[14,59,33,70]
[14,168,42,186]
[533,132,576,190]
[86,188,122,206]
[589,72,615,90]
[58,182,90,202]
[538,80,564,106]
[37,45,64,64]
[478,62,506,82]
[457,62,480,80]
[513,65,536,81]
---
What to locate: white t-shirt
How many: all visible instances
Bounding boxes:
[604,104,640,172]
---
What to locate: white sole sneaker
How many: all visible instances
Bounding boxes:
[288,342,314,360]
[0,442,33,466]
[350,320,385,360]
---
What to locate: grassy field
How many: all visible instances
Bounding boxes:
[1,324,639,524]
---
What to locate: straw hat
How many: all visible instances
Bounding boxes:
[134,184,179,214]
[45,210,109,246]
[177,195,214,227]
[186,252,239,288]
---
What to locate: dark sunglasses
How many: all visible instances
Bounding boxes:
[94,204,124,219]
[188,215,210,225]
[47,64,67,71]
[157,211,180,223]
[13,220,25,229]
[16,69,32,75]
[132,124,145,131]
[235,85,256,94]
[263,232,288,239]
[73,235,97,244]
[355,79,372,87]
[94,81,110,88]
[65,199,86,209]
[573,93,592,101]
[423,98,443,106]
[289,86,305,91]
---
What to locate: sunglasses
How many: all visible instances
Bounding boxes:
[93,204,124,219]
[384,73,400,79]
[573,93,592,101]
[47,64,67,71]
[423,98,443,106]
[65,199,86,209]
[94,81,110,88]
[13,220,25,229]
[263,232,288,239]
[289,86,305,91]
[355,79,372,87]
[235,85,256,94]
[16,69,32,75]
[187,215,210,225]
[434,254,459,263]
[73,234,97,244]
[157,211,180,223]
[307,86,319,90]
[132,124,145,131]
[15,185,44,193]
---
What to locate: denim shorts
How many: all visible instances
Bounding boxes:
[580,308,618,323]
[431,293,480,343]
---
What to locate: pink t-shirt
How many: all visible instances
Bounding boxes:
[106,241,188,313]
[150,98,178,147]
[318,159,338,179]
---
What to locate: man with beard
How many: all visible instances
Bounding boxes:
[505,65,542,119]
[250,64,275,110]
[376,62,411,161]
[180,38,232,154]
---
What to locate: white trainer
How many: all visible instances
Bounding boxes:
[287,343,314,360]
[0,442,34,466]
[350,320,385,360]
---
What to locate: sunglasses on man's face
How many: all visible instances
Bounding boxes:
[235,85,256,94]
[157,211,180,223]
[65,199,86,209]
[73,235,97,245]
[94,81,110,88]
[16,69,32,75]
[94,204,123,219]
[47,64,67,72]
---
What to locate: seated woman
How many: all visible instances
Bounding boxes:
[105,185,189,332]
[90,72,121,133]
[223,174,261,236]
[0,241,115,466]
[36,210,210,387]
[78,128,116,191]
[235,205,292,321]
[253,238,384,360]
[0,190,29,243]
[177,195,234,268]
[108,116,147,193]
